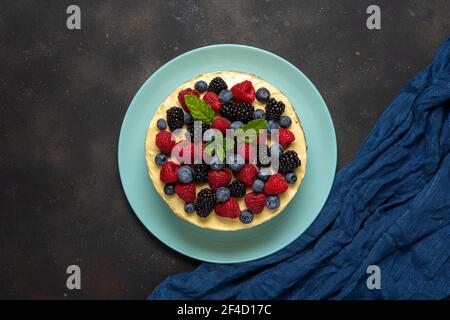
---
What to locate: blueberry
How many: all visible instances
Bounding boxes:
[184,113,193,125]
[203,128,218,142]
[218,90,233,104]
[256,87,270,102]
[164,184,175,196]
[252,179,265,192]
[184,203,196,214]
[240,210,254,224]
[227,154,244,171]
[216,187,231,202]
[285,172,297,184]
[195,80,207,93]
[266,195,280,210]
[270,143,284,157]
[258,167,271,181]
[155,153,168,166]
[253,109,266,119]
[279,115,292,128]
[267,120,279,133]
[178,166,193,183]
[230,121,244,130]
[210,156,225,171]
[157,118,167,130]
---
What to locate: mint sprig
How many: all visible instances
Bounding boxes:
[184,95,215,124]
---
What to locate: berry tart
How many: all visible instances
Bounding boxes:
[145,71,307,231]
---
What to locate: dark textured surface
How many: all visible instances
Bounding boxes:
[0,0,448,299]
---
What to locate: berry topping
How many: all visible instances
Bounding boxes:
[256,87,270,102]
[240,210,254,224]
[184,203,196,214]
[160,161,179,184]
[220,102,254,123]
[218,89,233,104]
[175,183,196,203]
[216,187,231,203]
[252,179,265,193]
[257,144,271,167]
[235,164,258,187]
[178,88,200,111]
[279,150,301,173]
[214,197,241,218]
[194,80,208,93]
[263,173,288,195]
[231,80,255,104]
[258,167,272,181]
[157,118,167,130]
[207,77,228,95]
[230,121,244,130]
[184,112,194,125]
[265,98,286,122]
[193,163,209,182]
[203,92,222,113]
[253,109,266,119]
[211,116,231,134]
[195,188,216,218]
[208,169,232,191]
[244,192,267,214]
[164,184,175,196]
[279,115,292,128]
[166,107,185,131]
[278,128,295,149]
[267,120,279,133]
[178,165,194,184]
[209,156,225,171]
[285,172,298,184]
[266,195,280,210]
[155,131,176,155]
[187,123,210,142]
[227,154,245,172]
[155,153,168,166]
[228,180,246,198]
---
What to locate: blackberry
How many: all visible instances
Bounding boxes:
[265,98,285,122]
[207,77,228,94]
[228,180,246,198]
[220,102,254,123]
[187,123,210,141]
[193,164,209,182]
[195,188,216,218]
[257,144,271,167]
[166,107,184,131]
[279,150,301,173]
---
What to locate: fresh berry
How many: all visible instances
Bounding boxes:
[279,115,292,128]
[184,112,194,125]
[173,140,197,165]
[210,156,225,171]
[270,143,284,157]
[227,154,245,171]
[237,143,256,163]
[266,195,280,210]
[228,180,246,198]
[220,102,254,123]
[258,167,272,181]
[256,87,270,102]
[208,170,232,191]
[187,123,210,142]
[279,150,301,173]
[155,153,168,166]
[278,128,295,149]
[203,128,218,142]
[267,120,279,133]
[194,80,208,93]
[160,161,179,184]
[211,117,231,134]
[252,179,265,193]
[218,90,233,104]
[166,107,185,131]
[184,203,196,214]
[164,184,175,196]
[207,77,228,94]
[178,88,200,111]
[175,183,196,203]
[216,187,231,202]
[263,173,288,195]
[203,92,222,113]
[244,192,267,214]
[231,80,255,104]
[214,197,241,218]
[285,172,298,184]
[155,131,176,155]
[178,165,194,183]
[230,121,244,130]
[265,98,286,122]
[193,163,209,182]
[240,210,254,224]
[235,164,257,187]
[195,188,216,218]
[257,144,271,167]
[253,109,266,119]
[157,118,167,130]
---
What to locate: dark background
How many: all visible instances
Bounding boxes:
[0,0,448,299]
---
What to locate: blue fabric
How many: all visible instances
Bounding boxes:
[150,38,450,300]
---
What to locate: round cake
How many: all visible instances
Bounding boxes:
[145,71,307,231]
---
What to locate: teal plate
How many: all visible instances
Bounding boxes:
[118,44,336,263]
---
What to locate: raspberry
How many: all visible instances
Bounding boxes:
[265,98,285,122]
[263,173,288,195]
[234,164,257,187]
[155,131,176,155]
[178,88,200,112]
[160,161,179,184]
[236,143,256,163]
[231,80,255,104]
[175,183,196,203]
[211,117,231,134]
[278,128,295,149]
[244,192,267,214]
[214,197,241,218]
[193,163,209,182]
[203,92,222,113]
[208,170,232,191]
[195,188,216,218]
[279,150,301,173]
[228,180,246,198]
[207,77,228,95]
[220,102,254,123]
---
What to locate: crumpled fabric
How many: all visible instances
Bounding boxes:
[149,37,450,300]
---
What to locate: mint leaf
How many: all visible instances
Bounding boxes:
[237,119,268,143]
[185,95,215,124]
[204,141,215,156]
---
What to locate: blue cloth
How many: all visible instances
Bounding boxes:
[150,38,450,300]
